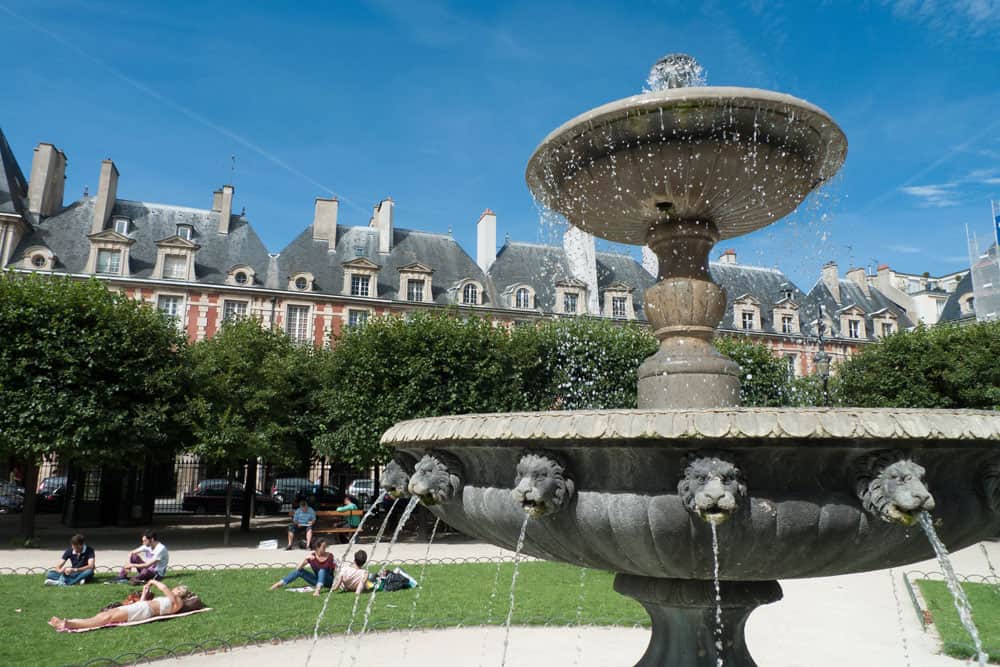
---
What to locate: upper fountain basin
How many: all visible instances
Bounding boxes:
[525,87,847,245]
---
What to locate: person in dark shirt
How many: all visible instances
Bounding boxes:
[45,534,96,586]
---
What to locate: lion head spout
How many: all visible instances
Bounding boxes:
[677,453,747,524]
[852,450,935,525]
[381,454,417,499]
[982,458,1000,513]
[511,452,575,518]
[407,451,463,506]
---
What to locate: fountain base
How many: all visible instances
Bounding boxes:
[614,575,782,667]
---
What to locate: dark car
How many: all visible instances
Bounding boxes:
[182,479,281,515]
[0,481,24,514]
[271,477,313,506]
[297,485,347,511]
[36,475,67,512]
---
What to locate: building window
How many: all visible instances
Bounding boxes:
[223,300,248,321]
[234,270,249,285]
[163,254,186,279]
[286,305,310,342]
[781,315,794,334]
[294,276,309,291]
[348,309,368,328]
[936,300,945,316]
[157,295,182,321]
[462,283,478,305]
[113,217,129,235]
[96,249,122,275]
[406,279,424,302]
[785,355,796,380]
[176,224,193,240]
[31,254,46,268]
[351,274,371,297]
[564,292,578,314]
[612,296,627,319]
[741,311,755,330]
[848,319,860,338]
[354,246,365,257]
[515,287,531,309]
[881,322,894,337]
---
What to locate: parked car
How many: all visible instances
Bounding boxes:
[271,477,313,506]
[36,475,67,512]
[0,481,24,514]
[182,479,281,515]
[271,477,345,510]
[297,485,346,511]
[347,479,375,507]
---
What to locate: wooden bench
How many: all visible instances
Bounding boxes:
[289,509,366,542]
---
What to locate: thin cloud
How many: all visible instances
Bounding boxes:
[885,0,1000,39]
[899,183,960,207]
[890,244,923,254]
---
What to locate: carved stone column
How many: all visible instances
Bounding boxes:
[638,219,741,409]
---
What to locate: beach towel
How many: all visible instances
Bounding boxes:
[55,607,212,632]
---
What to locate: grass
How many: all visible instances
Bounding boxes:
[916,579,1000,663]
[2,562,646,666]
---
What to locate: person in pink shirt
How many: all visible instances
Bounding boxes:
[332,550,371,593]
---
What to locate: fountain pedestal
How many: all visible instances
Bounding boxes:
[614,575,783,667]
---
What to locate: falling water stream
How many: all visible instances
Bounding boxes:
[573,566,588,666]
[401,517,441,659]
[500,516,530,667]
[918,511,987,666]
[349,496,421,666]
[479,548,510,667]
[711,521,724,667]
[305,501,380,667]
[330,497,400,667]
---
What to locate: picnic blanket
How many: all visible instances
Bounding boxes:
[56,607,212,633]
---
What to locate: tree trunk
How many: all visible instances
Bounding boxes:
[20,459,40,543]
[240,458,257,532]
[223,470,233,546]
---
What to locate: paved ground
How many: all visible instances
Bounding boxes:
[4,514,997,665]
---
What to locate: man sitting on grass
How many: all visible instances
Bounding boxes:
[44,534,95,586]
[119,531,169,584]
[332,550,371,593]
[287,498,316,550]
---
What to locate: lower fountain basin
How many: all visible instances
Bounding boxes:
[382,408,1000,580]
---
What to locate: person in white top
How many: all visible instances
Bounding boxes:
[48,580,197,631]
[119,531,169,582]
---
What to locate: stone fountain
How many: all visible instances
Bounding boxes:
[380,55,1000,666]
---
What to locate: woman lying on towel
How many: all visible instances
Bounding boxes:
[49,580,197,631]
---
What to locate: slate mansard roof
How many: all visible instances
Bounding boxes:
[277,225,497,305]
[709,262,807,334]
[0,129,29,219]
[10,197,273,284]
[803,278,914,339]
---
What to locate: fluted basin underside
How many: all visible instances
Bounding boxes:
[383,408,1000,581]
[525,87,847,245]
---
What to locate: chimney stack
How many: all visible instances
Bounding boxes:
[91,159,119,234]
[719,248,737,265]
[370,198,394,253]
[846,267,870,297]
[215,185,234,234]
[477,209,497,272]
[876,264,893,293]
[27,143,66,218]
[312,197,339,251]
[822,261,840,303]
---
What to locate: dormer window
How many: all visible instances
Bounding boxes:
[881,322,894,336]
[176,224,193,240]
[781,315,794,334]
[463,283,478,305]
[163,254,186,279]
[31,254,46,268]
[351,274,370,297]
[742,311,755,330]
[611,296,627,319]
[555,278,588,315]
[22,246,56,271]
[235,271,249,285]
[354,245,365,257]
[97,249,122,275]
[515,287,531,309]
[733,293,762,332]
[152,233,199,281]
[289,272,315,292]
[847,319,860,338]
[602,282,635,320]
[113,216,130,235]
[226,264,256,287]
[397,262,434,304]
[507,284,535,310]
[838,305,867,339]
[564,292,578,313]
[342,257,380,298]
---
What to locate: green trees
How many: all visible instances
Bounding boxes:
[184,318,319,541]
[715,336,795,407]
[834,321,1000,409]
[0,273,188,539]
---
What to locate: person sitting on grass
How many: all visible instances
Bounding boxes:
[287,498,316,551]
[44,534,95,586]
[48,580,197,631]
[118,530,169,583]
[269,537,336,596]
[332,549,371,594]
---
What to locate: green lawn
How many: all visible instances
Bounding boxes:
[2,562,646,666]
[916,579,1000,663]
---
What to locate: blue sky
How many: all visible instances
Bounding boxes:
[2,0,998,289]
